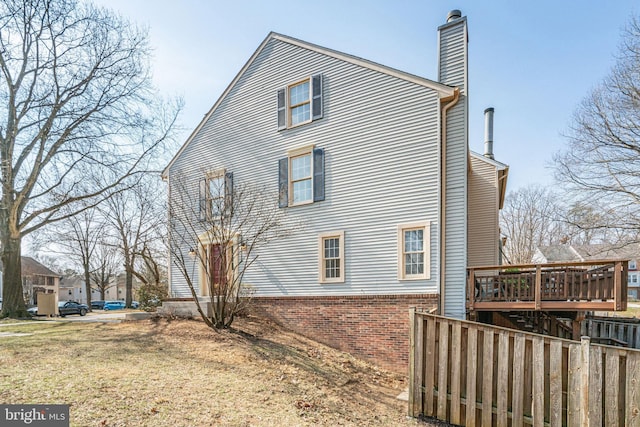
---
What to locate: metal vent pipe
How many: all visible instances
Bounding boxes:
[484,107,494,159]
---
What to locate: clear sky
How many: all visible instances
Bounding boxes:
[94,0,638,192]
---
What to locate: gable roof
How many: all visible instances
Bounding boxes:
[535,244,639,263]
[21,256,60,277]
[162,32,456,178]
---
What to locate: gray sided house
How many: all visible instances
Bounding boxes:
[162,11,508,371]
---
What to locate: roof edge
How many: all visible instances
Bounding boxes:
[163,32,456,177]
[469,150,509,170]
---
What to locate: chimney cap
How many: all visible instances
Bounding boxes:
[447,10,462,23]
[484,107,495,113]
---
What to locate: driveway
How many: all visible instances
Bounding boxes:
[32,310,129,323]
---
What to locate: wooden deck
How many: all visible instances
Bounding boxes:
[467,260,628,312]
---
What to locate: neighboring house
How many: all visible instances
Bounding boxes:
[162,10,508,371]
[110,273,140,302]
[533,244,640,300]
[59,275,85,303]
[20,256,61,305]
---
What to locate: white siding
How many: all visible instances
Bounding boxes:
[168,37,443,298]
[438,17,468,318]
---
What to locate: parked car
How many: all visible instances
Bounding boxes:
[131,301,140,309]
[91,300,105,310]
[58,301,88,317]
[27,305,39,316]
[103,301,125,311]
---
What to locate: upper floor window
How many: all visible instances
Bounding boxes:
[397,221,431,280]
[289,80,310,126]
[277,74,323,130]
[279,145,324,208]
[199,170,233,221]
[630,260,637,270]
[291,152,312,203]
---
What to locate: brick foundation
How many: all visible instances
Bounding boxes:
[251,294,439,373]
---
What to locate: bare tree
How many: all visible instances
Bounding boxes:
[36,205,107,310]
[89,241,120,301]
[555,15,640,241]
[102,175,164,308]
[169,172,295,329]
[133,243,168,309]
[0,0,179,316]
[500,185,564,264]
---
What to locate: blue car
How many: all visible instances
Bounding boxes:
[103,301,125,311]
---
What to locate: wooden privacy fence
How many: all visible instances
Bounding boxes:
[409,309,640,426]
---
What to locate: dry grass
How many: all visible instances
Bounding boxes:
[0,316,440,427]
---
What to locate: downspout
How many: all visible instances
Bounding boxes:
[439,87,460,315]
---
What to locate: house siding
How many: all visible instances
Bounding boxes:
[168,37,443,298]
[439,17,468,318]
[468,156,500,267]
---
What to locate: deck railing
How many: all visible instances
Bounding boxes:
[467,260,628,312]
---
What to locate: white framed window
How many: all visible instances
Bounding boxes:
[630,260,637,270]
[277,74,323,130]
[291,151,312,204]
[207,174,225,217]
[289,80,311,126]
[318,231,345,283]
[278,145,324,207]
[397,221,430,280]
[199,170,233,221]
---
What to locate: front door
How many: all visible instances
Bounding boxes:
[207,243,228,295]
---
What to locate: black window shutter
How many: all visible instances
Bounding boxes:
[311,74,323,120]
[199,178,207,221]
[224,172,233,216]
[313,148,325,202]
[278,158,288,208]
[277,88,286,130]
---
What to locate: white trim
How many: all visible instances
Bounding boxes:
[318,231,345,284]
[288,146,314,206]
[397,221,431,281]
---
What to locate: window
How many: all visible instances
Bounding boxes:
[291,152,312,203]
[318,231,345,283]
[630,260,637,270]
[397,222,430,280]
[279,146,324,207]
[289,80,310,126]
[277,74,323,130]
[199,171,233,221]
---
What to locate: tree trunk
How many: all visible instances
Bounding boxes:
[1,237,27,317]
[125,267,133,308]
[84,266,92,310]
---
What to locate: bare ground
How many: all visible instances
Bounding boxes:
[0,315,447,426]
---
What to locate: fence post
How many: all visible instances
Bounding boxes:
[535,265,542,311]
[614,261,622,311]
[580,337,590,427]
[409,308,417,416]
[468,268,475,312]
